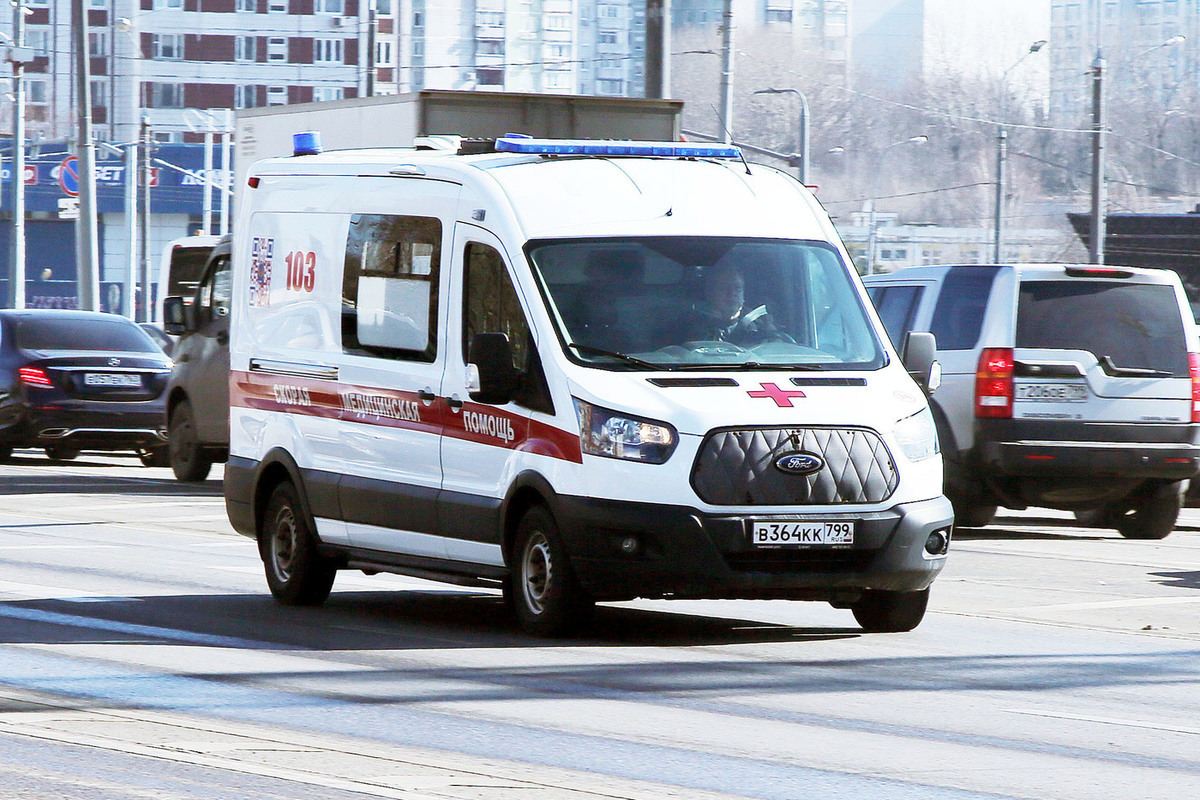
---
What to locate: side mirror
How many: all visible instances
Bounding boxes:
[467,332,520,405]
[900,331,941,394]
[162,296,189,336]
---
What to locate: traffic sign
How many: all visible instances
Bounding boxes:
[59,156,79,197]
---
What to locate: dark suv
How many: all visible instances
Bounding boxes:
[0,309,171,464]
[866,264,1200,539]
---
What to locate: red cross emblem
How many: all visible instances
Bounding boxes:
[747,382,807,407]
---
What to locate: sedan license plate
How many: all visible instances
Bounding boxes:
[1015,382,1087,402]
[84,373,141,388]
[751,520,855,547]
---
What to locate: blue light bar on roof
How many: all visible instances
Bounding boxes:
[494,137,742,159]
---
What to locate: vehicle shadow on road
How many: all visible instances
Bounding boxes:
[1150,570,1200,590]
[953,517,1116,542]
[0,470,222,497]
[0,591,861,654]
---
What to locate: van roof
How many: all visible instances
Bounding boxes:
[863,263,1182,285]
[247,141,837,241]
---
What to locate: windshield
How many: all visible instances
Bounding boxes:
[526,237,884,370]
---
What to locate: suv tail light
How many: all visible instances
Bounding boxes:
[975,347,1014,419]
[1190,353,1200,423]
[17,366,53,387]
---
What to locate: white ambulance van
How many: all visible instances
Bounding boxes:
[225,135,953,636]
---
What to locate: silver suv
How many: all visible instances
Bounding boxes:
[865,264,1200,539]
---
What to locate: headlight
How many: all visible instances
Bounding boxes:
[894,406,939,462]
[574,398,678,464]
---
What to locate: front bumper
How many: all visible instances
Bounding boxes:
[554,494,953,602]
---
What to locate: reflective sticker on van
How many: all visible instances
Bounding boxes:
[249,237,275,307]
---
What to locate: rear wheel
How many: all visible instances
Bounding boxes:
[138,446,170,467]
[261,481,336,605]
[1111,482,1182,540]
[168,400,213,481]
[506,505,593,637]
[851,588,929,633]
[44,446,79,461]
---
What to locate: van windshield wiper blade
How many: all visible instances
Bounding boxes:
[1099,355,1173,378]
[567,343,672,370]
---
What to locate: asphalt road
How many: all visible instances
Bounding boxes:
[1,448,1199,799]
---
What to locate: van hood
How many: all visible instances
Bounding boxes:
[569,367,928,437]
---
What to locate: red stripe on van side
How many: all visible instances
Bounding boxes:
[229,370,582,463]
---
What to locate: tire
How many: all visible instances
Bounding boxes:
[507,505,593,637]
[44,446,79,461]
[260,481,336,606]
[950,495,996,528]
[1073,507,1115,528]
[138,446,170,467]
[169,400,213,481]
[851,588,929,633]
[1111,482,1182,540]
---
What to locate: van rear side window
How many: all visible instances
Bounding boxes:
[342,214,441,363]
[1017,280,1189,376]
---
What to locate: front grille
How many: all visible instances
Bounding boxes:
[722,548,875,574]
[692,427,898,506]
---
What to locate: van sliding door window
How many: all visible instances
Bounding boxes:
[342,214,441,363]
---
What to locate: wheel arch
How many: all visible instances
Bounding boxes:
[250,448,316,555]
[499,471,560,566]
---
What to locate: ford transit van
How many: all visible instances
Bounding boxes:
[224,136,953,635]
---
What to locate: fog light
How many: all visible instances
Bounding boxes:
[925,529,950,555]
[620,536,641,555]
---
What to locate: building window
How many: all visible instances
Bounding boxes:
[478,40,504,55]
[596,78,623,94]
[90,79,107,106]
[315,0,342,12]
[598,4,619,17]
[153,0,182,8]
[268,0,287,11]
[266,85,288,105]
[88,31,107,57]
[152,33,184,59]
[598,30,618,44]
[476,68,503,85]
[545,13,569,29]
[314,38,343,63]
[235,36,256,61]
[376,0,391,13]
[26,28,50,56]
[476,11,502,26]
[27,79,47,104]
[151,83,185,108]
[89,0,108,7]
[376,40,393,65]
[236,0,254,10]
[235,84,257,108]
[313,87,344,102]
[267,37,287,60]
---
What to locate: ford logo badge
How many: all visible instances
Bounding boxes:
[774,452,824,476]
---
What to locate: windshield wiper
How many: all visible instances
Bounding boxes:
[568,343,671,370]
[671,361,829,371]
[1099,355,1173,378]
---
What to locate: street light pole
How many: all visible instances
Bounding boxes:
[717,0,734,142]
[865,135,928,275]
[754,87,809,184]
[994,40,1046,264]
[72,0,100,311]
[6,8,32,310]
[1088,48,1106,265]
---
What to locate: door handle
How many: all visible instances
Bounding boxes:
[418,388,437,405]
[445,395,464,411]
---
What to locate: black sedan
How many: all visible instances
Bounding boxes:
[0,309,171,465]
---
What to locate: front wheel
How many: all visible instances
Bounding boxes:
[851,588,929,633]
[169,400,213,481]
[261,482,336,605]
[506,505,593,637]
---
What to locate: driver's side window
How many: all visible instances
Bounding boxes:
[196,256,231,327]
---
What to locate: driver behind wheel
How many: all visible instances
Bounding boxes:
[679,263,789,346]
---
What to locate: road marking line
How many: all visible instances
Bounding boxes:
[1005,708,1200,736]
[1000,596,1200,612]
[0,606,269,649]
[0,579,136,601]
